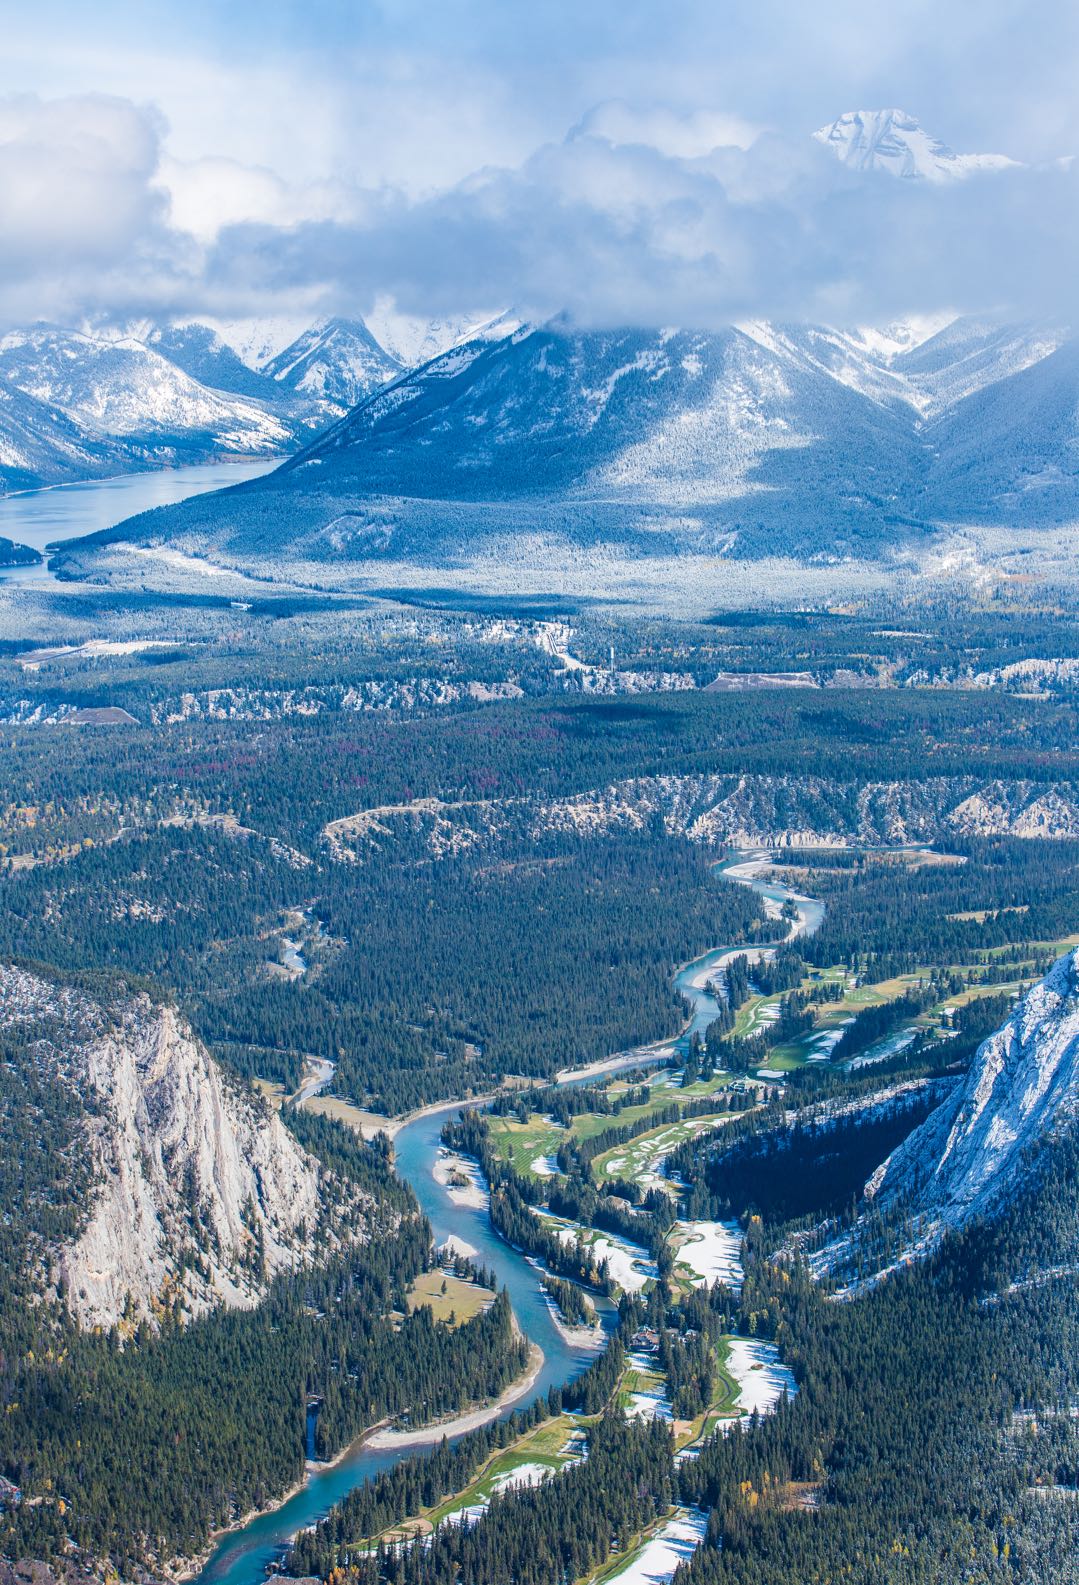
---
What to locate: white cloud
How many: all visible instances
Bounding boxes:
[159,155,355,242]
[203,116,1079,330]
[0,83,1076,335]
[0,93,166,272]
[571,102,761,157]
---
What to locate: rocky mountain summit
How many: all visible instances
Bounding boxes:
[0,965,371,1329]
[813,108,1019,182]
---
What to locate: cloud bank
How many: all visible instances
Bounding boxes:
[2,87,1077,332]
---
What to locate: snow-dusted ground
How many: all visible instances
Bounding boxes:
[848,1028,918,1069]
[490,1461,551,1493]
[548,1218,657,1293]
[673,1220,744,1293]
[433,1150,489,1210]
[624,1349,674,1423]
[531,1154,559,1177]
[603,1508,709,1585]
[600,1117,730,1194]
[726,1338,797,1415]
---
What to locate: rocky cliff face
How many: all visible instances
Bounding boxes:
[0,965,361,1329]
[867,949,1079,1229]
[323,771,1079,863]
[812,950,1079,1288]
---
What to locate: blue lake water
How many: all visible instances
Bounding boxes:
[0,459,277,581]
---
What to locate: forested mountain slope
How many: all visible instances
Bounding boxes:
[76,311,1079,570]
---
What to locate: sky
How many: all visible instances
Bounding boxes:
[3,0,1079,332]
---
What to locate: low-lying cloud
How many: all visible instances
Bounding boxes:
[3,89,1078,332]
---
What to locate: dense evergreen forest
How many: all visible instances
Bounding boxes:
[0,1037,526,1573]
[676,1129,1079,1585]
[796,837,1079,979]
[0,826,765,1110]
[7,601,1079,1582]
[290,1121,1079,1585]
[7,670,1079,856]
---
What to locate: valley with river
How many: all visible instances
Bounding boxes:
[194,853,816,1585]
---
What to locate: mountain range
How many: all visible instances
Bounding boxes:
[0,314,448,494]
[13,108,1079,571]
[81,307,1079,571]
[0,303,516,495]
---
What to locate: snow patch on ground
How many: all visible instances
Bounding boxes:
[673,1220,744,1292]
[602,1508,709,1585]
[726,1338,797,1415]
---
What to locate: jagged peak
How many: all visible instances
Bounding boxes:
[814,107,1020,183]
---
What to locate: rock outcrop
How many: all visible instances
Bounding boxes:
[813,950,1079,1289]
[0,965,363,1329]
[866,949,1079,1229]
[323,772,1079,863]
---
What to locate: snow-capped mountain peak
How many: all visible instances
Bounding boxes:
[814,108,1020,183]
[262,317,403,413]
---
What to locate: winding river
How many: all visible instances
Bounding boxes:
[195,851,822,1585]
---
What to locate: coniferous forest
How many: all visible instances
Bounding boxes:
[5,603,1079,1585]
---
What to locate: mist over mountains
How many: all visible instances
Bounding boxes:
[10,110,1079,573]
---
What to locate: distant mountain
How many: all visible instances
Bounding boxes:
[262,316,403,412]
[363,303,517,368]
[0,313,429,493]
[0,326,303,492]
[289,322,921,516]
[0,320,375,493]
[0,374,130,492]
[145,321,285,401]
[72,311,1079,570]
[929,336,1079,522]
[814,108,1020,182]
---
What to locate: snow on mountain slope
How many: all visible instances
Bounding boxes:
[815,108,1020,182]
[146,321,286,401]
[737,322,920,413]
[0,379,125,492]
[0,327,294,446]
[290,322,921,521]
[0,326,304,490]
[926,335,1079,523]
[263,317,402,412]
[201,313,313,371]
[869,949,1079,1229]
[893,317,1070,418]
[0,964,380,1329]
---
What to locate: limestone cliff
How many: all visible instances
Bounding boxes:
[0,965,368,1329]
[866,949,1079,1230]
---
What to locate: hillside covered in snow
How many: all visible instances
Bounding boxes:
[81,306,1079,571]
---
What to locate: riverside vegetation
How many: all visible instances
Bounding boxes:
[6,599,1079,1581]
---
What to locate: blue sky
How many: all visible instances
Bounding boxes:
[3,0,1078,328]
